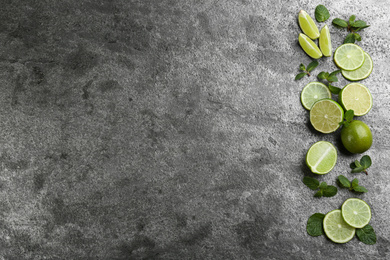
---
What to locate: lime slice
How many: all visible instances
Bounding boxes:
[310,99,344,133]
[334,44,365,71]
[305,141,337,174]
[301,82,331,110]
[319,25,332,57]
[342,52,373,81]
[339,83,372,116]
[299,33,322,59]
[341,198,372,228]
[298,10,320,40]
[323,209,356,243]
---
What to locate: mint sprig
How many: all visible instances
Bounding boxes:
[356,224,377,245]
[337,175,368,193]
[303,177,338,197]
[350,155,372,175]
[306,213,325,236]
[296,61,319,80]
[332,15,370,43]
[315,5,330,22]
[339,109,354,127]
[317,70,342,94]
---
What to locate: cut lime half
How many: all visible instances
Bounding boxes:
[299,33,322,59]
[339,83,372,116]
[305,141,337,174]
[334,44,365,71]
[310,99,344,134]
[341,198,372,229]
[319,25,332,57]
[301,82,331,110]
[342,52,373,81]
[323,209,356,244]
[298,10,320,40]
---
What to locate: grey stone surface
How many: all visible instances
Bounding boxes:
[0,0,389,259]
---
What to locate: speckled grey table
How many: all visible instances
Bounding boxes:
[0,0,389,259]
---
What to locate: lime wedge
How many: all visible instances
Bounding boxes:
[319,25,332,57]
[298,10,320,40]
[339,83,372,116]
[334,44,365,71]
[342,52,373,81]
[341,198,372,228]
[305,141,337,174]
[299,33,322,59]
[301,82,331,110]
[310,99,344,133]
[323,209,356,244]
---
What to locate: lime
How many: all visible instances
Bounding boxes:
[342,52,373,81]
[341,198,372,228]
[339,83,372,116]
[305,141,337,174]
[298,10,320,40]
[299,34,322,59]
[301,82,332,110]
[310,99,344,133]
[323,209,356,244]
[341,120,372,153]
[319,25,332,57]
[334,44,365,71]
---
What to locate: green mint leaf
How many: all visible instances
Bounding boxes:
[345,109,354,122]
[344,33,356,43]
[349,15,356,25]
[303,176,320,190]
[323,185,338,197]
[350,161,357,169]
[351,178,359,189]
[306,213,325,236]
[299,63,306,71]
[360,155,372,169]
[327,75,338,82]
[319,182,327,190]
[315,5,330,22]
[354,185,368,193]
[317,71,328,80]
[333,18,348,28]
[355,25,370,31]
[356,224,377,245]
[338,175,351,188]
[307,60,319,72]
[353,20,367,28]
[354,33,362,41]
[295,72,307,80]
[352,166,365,173]
[328,85,341,94]
[314,190,323,197]
[329,70,341,77]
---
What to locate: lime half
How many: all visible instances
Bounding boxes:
[310,99,344,133]
[319,25,332,57]
[334,44,365,71]
[301,82,332,110]
[341,198,372,228]
[342,52,373,81]
[339,83,372,116]
[298,10,320,40]
[299,33,322,59]
[323,209,356,244]
[306,141,337,174]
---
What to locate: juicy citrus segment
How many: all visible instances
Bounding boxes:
[299,33,322,59]
[323,209,356,244]
[341,198,372,228]
[342,52,373,81]
[334,44,365,71]
[339,83,372,116]
[301,82,332,110]
[310,99,344,133]
[298,10,320,40]
[305,141,337,174]
[319,25,332,57]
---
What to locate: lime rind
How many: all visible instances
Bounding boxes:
[298,10,320,40]
[300,82,332,110]
[323,209,356,244]
[299,33,323,59]
[310,99,344,134]
[334,44,365,71]
[342,52,373,81]
[305,141,337,174]
[341,198,372,229]
[319,25,332,57]
[339,83,373,116]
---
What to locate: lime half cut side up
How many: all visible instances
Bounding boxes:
[339,83,373,116]
[310,99,344,134]
[298,10,320,40]
[319,25,332,57]
[323,209,356,244]
[299,33,322,59]
[334,44,365,71]
[301,82,332,110]
[342,52,373,81]
[341,198,372,228]
[306,141,337,174]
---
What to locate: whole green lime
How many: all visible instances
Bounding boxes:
[341,120,372,153]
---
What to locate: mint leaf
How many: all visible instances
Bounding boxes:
[295,72,306,80]
[315,5,330,22]
[349,15,356,25]
[319,182,327,190]
[356,224,376,245]
[323,185,337,197]
[328,85,341,94]
[333,18,348,28]
[354,33,362,41]
[299,63,306,71]
[303,176,320,190]
[317,71,328,80]
[350,162,357,169]
[345,110,354,122]
[352,166,365,173]
[355,25,370,31]
[327,75,338,82]
[351,178,359,189]
[307,213,325,236]
[314,190,323,197]
[353,20,367,28]
[354,185,368,193]
[338,175,351,188]
[360,155,372,169]
[344,33,356,43]
[307,60,319,72]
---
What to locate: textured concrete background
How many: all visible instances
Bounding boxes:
[0,0,389,259]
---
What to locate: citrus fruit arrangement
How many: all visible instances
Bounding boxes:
[296,5,377,245]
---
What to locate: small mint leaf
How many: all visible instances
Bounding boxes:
[333,18,348,28]
[350,162,357,169]
[315,5,330,22]
[355,25,370,31]
[355,160,362,167]
[338,175,351,188]
[307,60,319,72]
[323,185,337,197]
[327,75,338,82]
[319,182,327,190]
[354,20,367,28]
[328,85,341,94]
[354,185,368,193]
[295,72,307,80]
[314,190,323,197]
[345,110,354,122]
[352,166,365,173]
[317,71,328,80]
[360,155,372,169]
[356,224,376,245]
[351,178,359,189]
[307,213,325,236]
[354,33,362,41]
[303,176,320,190]
[299,63,306,71]
[344,33,356,43]
[349,15,356,25]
